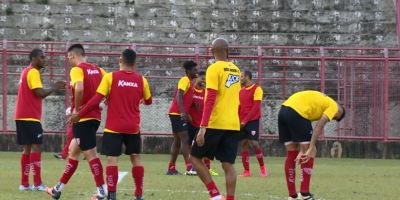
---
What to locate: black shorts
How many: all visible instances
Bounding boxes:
[73,120,100,151]
[278,106,312,144]
[191,129,240,164]
[101,132,141,156]
[16,120,43,145]
[240,120,260,141]
[169,114,188,133]
[187,123,199,145]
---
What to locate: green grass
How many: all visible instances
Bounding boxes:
[0,152,399,200]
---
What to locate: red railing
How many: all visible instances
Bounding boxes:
[1,40,400,141]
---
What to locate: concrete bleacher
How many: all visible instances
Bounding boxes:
[0,0,396,46]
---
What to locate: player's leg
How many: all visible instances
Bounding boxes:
[125,134,144,200]
[190,129,224,200]
[167,115,186,175]
[79,120,106,199]
[278,106,299,199]
[20,144,31,190]
[46,139,81,199]
[25,121,46,190]
[186,124,198,175]
[239,138,250,176]
[60,126,74,159]
[178,130,192,172]
[216,131,240,200]
[102,132,123,200]
[298,142,314,200]
[246,120,268,176]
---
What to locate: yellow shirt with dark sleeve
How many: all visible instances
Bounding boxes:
[206,61,241,131]
[283,90,339,121]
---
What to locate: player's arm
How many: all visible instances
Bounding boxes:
[176,77,191,121]
[29,69,65,98]
[69,74,111,123]
[241,87,263,125]
[143,77,152,105]
[70,67,84,112]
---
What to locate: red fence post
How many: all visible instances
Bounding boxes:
[64,42,70,109]
[383,48,389,142]
[319,47,326,93]
[257,46,262,85]
[282,48,287,98]
[2,39,8,132]
[49,43,54,80]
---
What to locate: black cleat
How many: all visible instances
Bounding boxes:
[45,187,61,200]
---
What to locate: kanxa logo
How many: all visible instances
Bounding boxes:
[225,74,240,88]
[118,80,138,87]
[87,69,100,75]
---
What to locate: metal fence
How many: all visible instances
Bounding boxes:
[1,40,400,141]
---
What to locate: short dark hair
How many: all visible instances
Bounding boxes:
[183,60,197,71]
[121,49,136,65]
[67,44,85,56]
[336,105,346,122]
[198,71,206,76]
[29,48,44,61]
[244,70,252,80]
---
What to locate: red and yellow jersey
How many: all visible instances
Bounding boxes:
[70,62,105,122]
[168,76,194,115]
[283,90,339,121]
[97,70,151,134]
[239,84,263,122]
[188,88,205,127]
[206,61,241,130]
[15,66,43,121]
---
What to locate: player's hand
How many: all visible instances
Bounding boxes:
[67,113,80,125]
[181,112,191,122]
[240,122,246,128]
[53,81,66,90]
[295,145,317,164]
[196,127,206,146]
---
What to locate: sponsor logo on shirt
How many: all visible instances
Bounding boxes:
[118,80,138,87]
[87,69,100,75]
[225,74,240,88]
[37,134,42,138]
[193,95,204,100]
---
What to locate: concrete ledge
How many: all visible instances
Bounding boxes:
[1,133,399,159]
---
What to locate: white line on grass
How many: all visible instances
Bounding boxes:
[117,171,128,183]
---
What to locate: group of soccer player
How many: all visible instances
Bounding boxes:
[15,38,345,200]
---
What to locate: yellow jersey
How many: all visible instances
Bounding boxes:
[283,90,339,121]
[206,61,241,130]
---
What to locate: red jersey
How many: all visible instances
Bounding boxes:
[239,84,263,122]
[96,71,151,134]
[168,76,194,115]
[15,66,43,121]
[188,88,205,127]
[71,63,103,120]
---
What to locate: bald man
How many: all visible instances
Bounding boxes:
[190,38,241,200]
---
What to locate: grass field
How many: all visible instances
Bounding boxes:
[0,152,398,200]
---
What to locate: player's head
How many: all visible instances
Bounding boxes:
[195,71,206,89]
[120,49,136,69]
[183,60,198,79]
[240,70,252,86]
[211,38,229,60]
[334,104,346,122]
[29,48,46,69]
[67,44,85,66]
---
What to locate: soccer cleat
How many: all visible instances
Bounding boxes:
[45,187,61,200]
[53,153,64,160]
[260,166,269,177]
[238,170,251,177]
[91,195,106,200]
[185,168,197,176]
[209,169,219,176]
[32,184,47,191]
[166,169,181,175]
[297,193,315,200]
[287,197,298,200]
[210,195,226,200]
[18,185,31,191]
[135,196,143,200]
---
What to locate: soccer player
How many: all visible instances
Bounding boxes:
[238,70,268,177]
[15,48,65,191]
[166,60,198,175]
[69,49,152,200]
[186,71,218,176]
[190,38,241,200]
[279,90,345,200]
[46,44,107,200]
[54,107,73,160]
